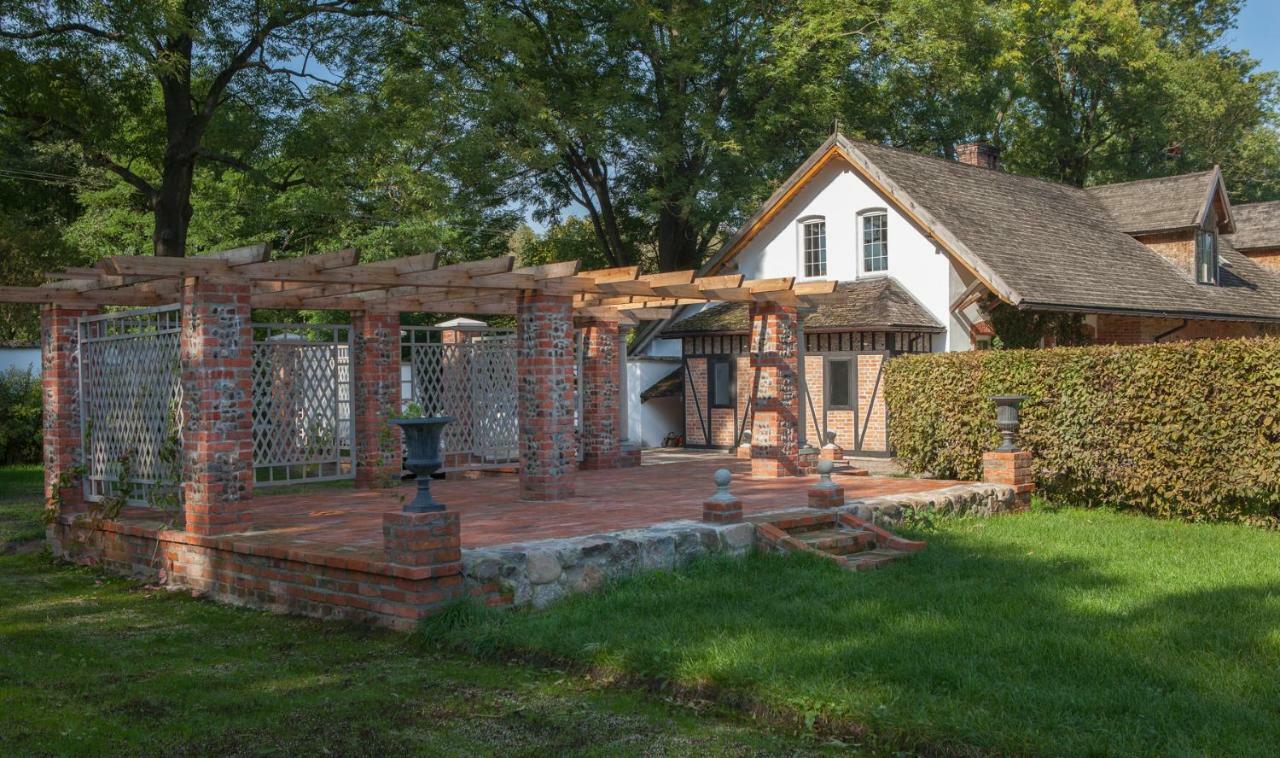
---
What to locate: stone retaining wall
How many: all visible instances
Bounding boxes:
[464,482,1014,609]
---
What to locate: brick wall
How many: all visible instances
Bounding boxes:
[41,305,97,514]
[1134,231,1195,276]
[516,292,577,500]
[684,358,707,445]
[49,517,463,631]
[1094,314,1280,345]
[352,309,402,489]
[180,277,254,536]
[857,354,887,452]
[1244,248,1280,273]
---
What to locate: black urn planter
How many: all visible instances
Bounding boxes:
[391,416,454,512]
[990,395,1027,452]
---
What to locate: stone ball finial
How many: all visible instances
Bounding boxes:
[709,467,736,503]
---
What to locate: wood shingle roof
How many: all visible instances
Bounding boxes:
[1228,201,1280,251]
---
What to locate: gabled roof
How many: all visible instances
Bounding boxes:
[1228,201,1280,251]
[663,278,944,337]
[631,134,1280,355]
[1085,169,1234,236]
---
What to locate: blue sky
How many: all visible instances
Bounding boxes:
[1230,0,1278,74]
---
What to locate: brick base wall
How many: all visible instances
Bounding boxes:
[50,516,464,631]
[983,450,1034,511]
[1093,314,1280,345]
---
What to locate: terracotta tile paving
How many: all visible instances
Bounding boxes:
[116,453,961,558]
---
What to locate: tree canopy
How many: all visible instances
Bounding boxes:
[0,0,1277,338]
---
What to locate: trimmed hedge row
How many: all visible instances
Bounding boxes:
[0,367,42,466]
[884,337,1280,524]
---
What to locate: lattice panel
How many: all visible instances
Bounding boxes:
[404,327,518,468]
[252,324,353,485]
[79,306,183,507]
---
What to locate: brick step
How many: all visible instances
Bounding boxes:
[756,512,925,571]
[844,547,913,571]
[794,528,876,555]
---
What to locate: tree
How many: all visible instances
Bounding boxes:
[0,1,421,257]
[421,0,878,272]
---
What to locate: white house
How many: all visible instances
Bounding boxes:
[627,133,1280,456]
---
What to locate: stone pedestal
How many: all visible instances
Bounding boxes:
[352,308,402,489]
[983,450,1034,511]
[180,277,254,536]
[41,305,99,516]
[702,468,743,524]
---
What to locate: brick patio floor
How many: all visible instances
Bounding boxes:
[115,452,960,559]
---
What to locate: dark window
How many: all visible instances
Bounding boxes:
[710,357,735,408]
[827,358,854,409]
[1196,228,1218,284]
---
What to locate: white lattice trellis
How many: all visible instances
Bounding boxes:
[252,323,353,485]
[79,305,184,507]
[403,326,518,468]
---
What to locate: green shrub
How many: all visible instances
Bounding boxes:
[885,337,1280,523]
[0,367,42,466]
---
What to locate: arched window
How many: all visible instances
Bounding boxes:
[799,216,826,278]
[860,209,888,274]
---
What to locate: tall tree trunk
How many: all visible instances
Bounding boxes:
[656,200,700,272]
[153,152,196,257]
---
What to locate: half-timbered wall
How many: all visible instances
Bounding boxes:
[682,330,930,455]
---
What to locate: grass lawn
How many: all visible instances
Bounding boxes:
[0,466,829,755]
[433,505,1280,756]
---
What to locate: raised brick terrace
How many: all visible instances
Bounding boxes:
[110,451,960,558]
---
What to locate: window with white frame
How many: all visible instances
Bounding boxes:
[861,211,888,274]
[800,217,827,278]
[1195,207,1219,285]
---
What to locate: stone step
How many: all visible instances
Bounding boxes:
[794,528,876,555]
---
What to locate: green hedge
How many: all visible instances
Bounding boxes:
[0,367,42,466]
[884,337,1280,524]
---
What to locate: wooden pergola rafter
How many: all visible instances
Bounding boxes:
[0,244,842,323]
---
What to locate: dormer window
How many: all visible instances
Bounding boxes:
[1196,228,1218,284]
[860,210,888,274]
[800,217,826,278]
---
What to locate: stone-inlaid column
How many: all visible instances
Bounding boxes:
[749,301,803,478]
[353,308,402,489]
[180,277,254,536]
[41,304,98,516]
[516,291,577,500]
[578,318,623,470]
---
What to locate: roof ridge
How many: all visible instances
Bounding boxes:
[1085,169,1217,192]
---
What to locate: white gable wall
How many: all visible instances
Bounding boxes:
[728,159,962,352]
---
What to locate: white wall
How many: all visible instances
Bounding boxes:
[625,358,683,448]
[731,159,958,351]
[0,348,40,375]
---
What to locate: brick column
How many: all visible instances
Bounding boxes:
[749,301,803,478]
[41,305,98,516]
[578,318,623,470]
[352,308,402,489]
[516,291,577,500]
[180,277,254,536]
[983,450,1034,511]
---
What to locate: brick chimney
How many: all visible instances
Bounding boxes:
[956,141,1000,170]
